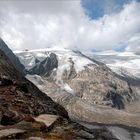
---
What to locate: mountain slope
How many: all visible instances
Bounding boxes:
[0,38,25,75]
[16,48,138,107]
[89,50,140,79]
[15,48,140,128]
[0,48,68,120]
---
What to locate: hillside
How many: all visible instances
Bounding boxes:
[15,48,140,128]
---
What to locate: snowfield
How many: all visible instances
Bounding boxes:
[88,51,140,78]
[15,47,96,76]
[15,48,140,79]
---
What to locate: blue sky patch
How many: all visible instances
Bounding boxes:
[81,0,138,19]
[114,45,126,52]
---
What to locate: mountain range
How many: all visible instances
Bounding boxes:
[15,47,140,127]
[88,50,140,79]
[1,38,140,139]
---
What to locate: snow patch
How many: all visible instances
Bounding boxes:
[15,48,97,82]
[63,83,75,95]
[107,59,140,78]
[73,56,93,72]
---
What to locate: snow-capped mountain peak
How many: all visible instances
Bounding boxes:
[14,46,140,130]
[15,48,96,72]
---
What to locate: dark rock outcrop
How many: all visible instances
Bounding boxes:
[0,48,68,124]
[0,38,25,75]
[29,53,58,76]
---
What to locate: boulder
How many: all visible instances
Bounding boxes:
[34,114,59,128]
[0,128,25,139]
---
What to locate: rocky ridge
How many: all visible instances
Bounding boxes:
[0,48,68,122]
[0,38,25,75]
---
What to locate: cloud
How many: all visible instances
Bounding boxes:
[79,1,140,51]
[0,0,140,53]
[126,33,140,54]
[0,0,85,50]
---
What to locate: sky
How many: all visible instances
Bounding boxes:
[0,0,140,53]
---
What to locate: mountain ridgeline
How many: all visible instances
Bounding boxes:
[15,47,140,128]
[0,38,25,75]
[0,42,68,119]
[16,48,139,109]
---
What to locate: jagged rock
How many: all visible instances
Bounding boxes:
[34,114,60,127]
[29,53,58,76]
[68,65,135,108]
[0,38,25,75]
[0,44,68,126]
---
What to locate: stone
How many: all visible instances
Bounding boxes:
[0,128,25,138]
[78,130,94,139]
[34,114,59,127]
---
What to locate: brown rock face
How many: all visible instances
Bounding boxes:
[68,65,136,109]
[0,38,25,75]
[0,82,68,125]
[0,48,68,122]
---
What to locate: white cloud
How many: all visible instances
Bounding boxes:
[0,0,140,53]
[126,33,140,54]
[77,1,140,51]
